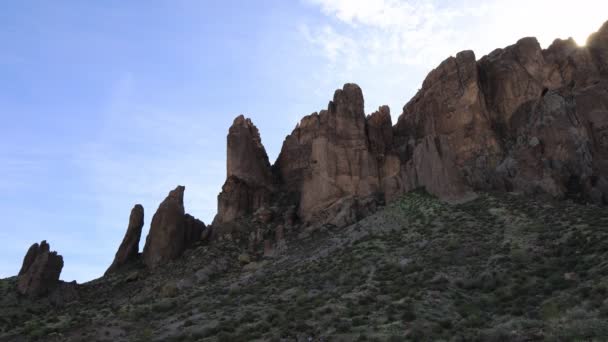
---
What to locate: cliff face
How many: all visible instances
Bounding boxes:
[213,116,274,225]
[214,21,608,237]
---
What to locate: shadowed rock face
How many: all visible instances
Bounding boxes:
[184,214,207,246]
[17,241,63,297]
[213,21,608,234]
[143,186,203,268]
[281,84,382,222]
[227,115,273,186]
[19,243,42,276]
[105,204,144,275]
[214,116,274,225]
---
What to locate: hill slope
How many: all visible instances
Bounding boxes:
[2,191,608,341]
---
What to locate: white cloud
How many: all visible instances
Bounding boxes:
[301,0,608,119]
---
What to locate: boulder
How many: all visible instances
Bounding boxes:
[17,241,64,297]
[105,204,144,275]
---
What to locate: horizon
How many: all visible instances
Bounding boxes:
[1,1,607,283]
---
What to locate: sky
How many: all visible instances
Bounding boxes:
[1,0,607,282]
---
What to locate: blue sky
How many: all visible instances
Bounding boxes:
[1,0,607,282]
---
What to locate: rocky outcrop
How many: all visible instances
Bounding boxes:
[17,241,63,297]
[18,243,42,276]
[393,22,608,204]
[275,84,383,225]
[227,115,273,186]
[105,204,144,275]
[142,186,204,268]
[212,21,608,236]
[214,116,274,225]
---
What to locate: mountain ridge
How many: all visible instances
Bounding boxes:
[2,20,608,342]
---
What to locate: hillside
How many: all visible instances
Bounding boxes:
[2,191,608,341]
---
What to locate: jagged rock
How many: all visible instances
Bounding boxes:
[367,105,393,156]
[214,116,273,225]
[184,214,206,248]
[17,241,63,297]
[215,176,272,224]
[18,243,42,276]
[105,204,144,275]
[396,21,608,203]
[276,83,382,223]
[397,50,501,193]
[227,115,273,186]
[213,20,608,236]
[142,186,202,268]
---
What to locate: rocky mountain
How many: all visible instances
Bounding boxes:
[1,21,608,342]
[211,20,608,256]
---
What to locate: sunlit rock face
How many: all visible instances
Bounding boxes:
[277,84,382,223]
[392,22,608,204]
[212,21,608,234]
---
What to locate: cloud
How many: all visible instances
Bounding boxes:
[301,0,608,119]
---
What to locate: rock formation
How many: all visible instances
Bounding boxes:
[213,21,608,236]
[105,204,145,275]
[17,241,63,297]
[394,26,608,203]
[214,116,274,224]
[142,186,205,268]
[93,20,608,274]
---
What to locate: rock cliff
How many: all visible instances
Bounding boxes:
[213,21,608,237]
